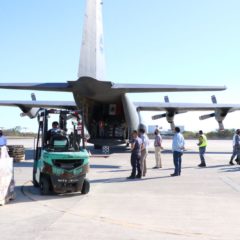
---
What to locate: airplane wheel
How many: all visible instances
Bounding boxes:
[40,176,50,195]
[81,178,90,194]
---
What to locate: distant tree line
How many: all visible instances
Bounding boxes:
[1,126,37,137]
[183,129,235,139]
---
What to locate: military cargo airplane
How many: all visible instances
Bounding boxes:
[0,0,240,147]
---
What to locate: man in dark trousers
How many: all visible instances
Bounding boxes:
[127,130,142,179]
[229,129,240,165]
[171,127,185,176]
[197,130,208,167]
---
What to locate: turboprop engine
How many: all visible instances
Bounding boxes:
[152,111,176,131]
[151,96,186,131]
[19,93,41,119]
[199,95,228,131]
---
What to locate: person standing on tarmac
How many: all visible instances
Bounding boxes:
[171,127,185,176]
[197,130,208,167]
[138,128,149,177]
[153,128,163,169]
[229,129,240,165]
[127,130,142,179]
[0,130,7,147]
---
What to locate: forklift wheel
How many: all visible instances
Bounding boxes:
[32,172,39,187]
[33,179,39,188]
[40,176,50,195]
[81,178,90,194]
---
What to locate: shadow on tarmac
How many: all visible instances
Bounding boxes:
[90,175,172,184]
[9,184,85,205]
[14,161,33,168]
[90,164,120,169]
[219,166,240,172]
[154,150,232,155]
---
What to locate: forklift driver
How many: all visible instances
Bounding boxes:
[47,121,62,142]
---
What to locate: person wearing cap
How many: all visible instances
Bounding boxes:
[153,128,163,169]
[197,130,208,167]
[171,127,185,176]
[0,130,7,147]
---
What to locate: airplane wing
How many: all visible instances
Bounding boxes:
[134,102,240,112]
[0,100,76,109]
[112,83,227,92]
[0,100,77,118]
[134,101,240,131]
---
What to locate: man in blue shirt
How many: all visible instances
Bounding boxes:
[127,130,142,179]
[171,127,185,176]
[0,130,7,147]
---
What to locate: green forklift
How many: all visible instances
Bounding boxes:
[33,108,90,195]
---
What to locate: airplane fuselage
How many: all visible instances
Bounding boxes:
[72,78,139,146]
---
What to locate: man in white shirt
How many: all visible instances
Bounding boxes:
[153,128,163,168]
[171,127,185,176]
[0,130,7,147]
[139,128,149,177]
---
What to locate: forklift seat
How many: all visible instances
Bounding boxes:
[49,134,69,151]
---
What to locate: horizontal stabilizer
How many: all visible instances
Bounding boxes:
[0,83,72,92]
[112,83,226,93]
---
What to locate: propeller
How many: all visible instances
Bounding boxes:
[199,113,215,120]
[152,113,166,120]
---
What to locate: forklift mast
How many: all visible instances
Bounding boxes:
[35,109,85,161]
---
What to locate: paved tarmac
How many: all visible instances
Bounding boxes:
[0,138,240,240]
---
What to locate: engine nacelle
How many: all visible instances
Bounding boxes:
[20,108,41,119]
[19,93,41,119]
[166,111,175,131]
[199,110,228,131]
[152,111,175,130]
[215,110,228,131]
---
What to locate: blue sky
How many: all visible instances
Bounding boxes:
[0,0,240,132]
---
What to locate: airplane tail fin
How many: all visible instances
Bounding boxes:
[78,0,106,81]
